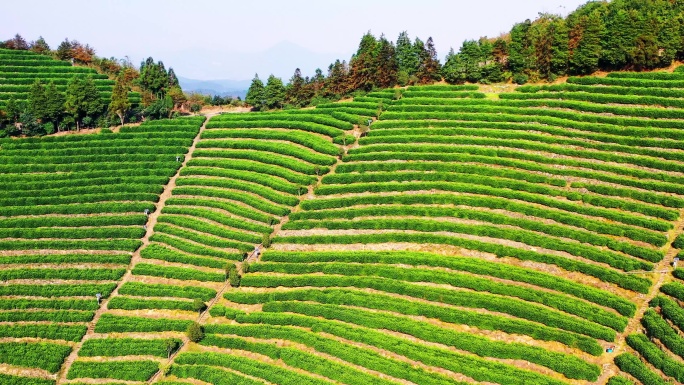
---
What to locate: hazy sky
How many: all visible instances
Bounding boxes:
[2,0,589,80]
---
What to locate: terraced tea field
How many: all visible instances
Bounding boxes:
[0,48,140,108]
[3,72,684,385]
[0,117,203,383]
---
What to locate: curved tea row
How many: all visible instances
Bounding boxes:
[0,117,203,384]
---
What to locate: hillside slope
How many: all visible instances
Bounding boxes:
[0,48,141,109]
[2,72,684,385]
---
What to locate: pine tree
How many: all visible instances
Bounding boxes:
[441,48,466,84]
[5,97,21,123]
[245,74,265,111]
[416,37,441,84]
[108,74,131,126]
[139,58,169,97]
[27,80,47,121]
[168,68,180,88]
[264,75,285,110]
[44,82,65,132]
[65,76,104,130]
[286,68,306,107]
[375,35,399,88]
[349,32,379,91]
[56,39,74,61]
[325,60,349,97]
[5,34,28,50]
[508,20,533,75]
[396,31,420,82]
[459,40,482,83]
[569,8,604,75]
[29,36,51,55]
[550,18,570,77]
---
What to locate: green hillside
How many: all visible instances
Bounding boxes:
[3,70,684,384]
[0,48,141,109]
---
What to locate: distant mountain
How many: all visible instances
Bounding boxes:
[168,41,350,81]
[178,77,250,99]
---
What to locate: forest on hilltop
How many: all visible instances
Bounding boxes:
[0,35,186,135]
[246,0,684,110]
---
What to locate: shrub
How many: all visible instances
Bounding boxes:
[192,299,207,314]
[513,73,528,84]
[186,322,204,342]
[228,265,241,287]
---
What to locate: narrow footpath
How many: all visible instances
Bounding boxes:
[56,114,215,384]
[593,208,684,384]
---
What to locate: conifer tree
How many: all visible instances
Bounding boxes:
[168,68,180,88]
[349,32,379,91]
[325,60,349,97]
[508,20,534,75]
[416,37,441,84]
[65,76,104,130]
[245,74,265,111]
[286,68,306,107]
[5,34,28,50]
[264,75,285,109]
[44,82,65,132]
[56,39,74,61]
[27,80,47,121]
[396,31,420,84]
[29,36,51,55]
[569,7,604,75]
[375,35,399,88]
[5,97,21,124]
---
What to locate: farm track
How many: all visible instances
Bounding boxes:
[145,121,364,384]
[55,114,215,384]
[591,207,684,385]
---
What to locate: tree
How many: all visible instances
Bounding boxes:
[396,31,420,83]
[311,68,325,94]
[71,41,95,65]
[416,37,441,84]
[5,97,21,124]
[375,35,399,88]
[442,48,464,84]
[528,14,569,80]
[19,112,46,136]
[349,32,379,91]
[56,39,74,61]
[139,58,169,97]
[508,20,534,75]
[185,322,204,342]
[286,68,307,107]
[164,339,178,359]
[168,68,179,88]
[325,60,349,98]
[568,6,604,75]
[191,299,207,315]
[264,75,286,109]
[29,36,50,54]
[27,80,47,121]
[166,86,186,112]
[44,82,65,132]
[460,40,482,82]
[228,265,241,287]
[65,76,104,130]
[245,74,265,110]
[108,74,131,126]
[5,34,28,50]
